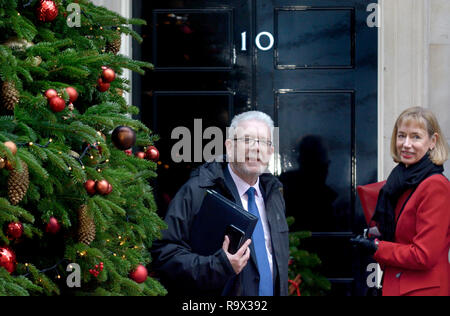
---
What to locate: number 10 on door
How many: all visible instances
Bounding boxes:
[241,31,275,51]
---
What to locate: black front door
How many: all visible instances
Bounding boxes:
[135,0,378,296]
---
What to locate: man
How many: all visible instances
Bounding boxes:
[151,111,289,296]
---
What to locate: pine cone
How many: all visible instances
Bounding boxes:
[1,81,20,111]
[105,36,121,55]
[8,160,29,205]
[78,205,96,245]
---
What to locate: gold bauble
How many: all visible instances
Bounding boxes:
[4,141,17,155]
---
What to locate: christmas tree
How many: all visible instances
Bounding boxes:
[0,0,167,296]
[287,217,331,296]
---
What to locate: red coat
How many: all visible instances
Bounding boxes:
[373,174,450,296]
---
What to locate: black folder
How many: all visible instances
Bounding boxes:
[189,189,258,256]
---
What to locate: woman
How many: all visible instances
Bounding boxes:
[352,106,450,296]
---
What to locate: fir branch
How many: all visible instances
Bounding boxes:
[0,269,35,296]
[10,10,37,42]
[45,148,71,173]
[23,264,60,295]
[78,114,114,129]
[15,122,38,141]
[88,198,107,230]
[69,120,101,139]
[17,147,49,180]
[16,64,33,82]
[26,142,48,161]
[0,116,16,132]
[106,113,150,133]
[0,198,36,223]
[127,18,147,26]
[56,65,91,79]
[25,182,41,203]
[84,102,121,115]
[117,25,143,44]
[14,275,44,294]
[91,196,114,218]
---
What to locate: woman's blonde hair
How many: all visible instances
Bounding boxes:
[391,106,449,165]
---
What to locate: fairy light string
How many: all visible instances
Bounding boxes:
[15,137,109,172]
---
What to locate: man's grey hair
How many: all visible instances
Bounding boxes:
[227,110,275,140]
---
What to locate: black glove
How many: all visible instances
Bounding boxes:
[350,235,378,255]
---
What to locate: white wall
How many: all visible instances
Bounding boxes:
[379,0,450,180]
[429,0,450,179]
[91,0,132,107]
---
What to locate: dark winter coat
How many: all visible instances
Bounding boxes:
[151,159,289,296]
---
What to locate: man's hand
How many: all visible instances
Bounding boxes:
[222,236,251,275]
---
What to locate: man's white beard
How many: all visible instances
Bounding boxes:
[232,160,268,177]
[227,150,270,176]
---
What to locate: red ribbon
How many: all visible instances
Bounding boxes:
[288,278,301,296]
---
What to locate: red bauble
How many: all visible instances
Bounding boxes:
[101,68,116,83]
[44,89,58,100]
[129,264,148,284]
[124,149,132,156]
[65,87,78,103]
[135,151,146,159]
[49,96,66,112]
[95,180,110,195]
[0,247,16,274]
[36,0,59,22]
[106,183,113,195]
[97,78,110,92]
[84,180,96,195]
[6,222,24,239]
[145,146,160,162]
[45,217,61,234]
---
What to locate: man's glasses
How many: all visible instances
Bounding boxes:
[233,137,272,147]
